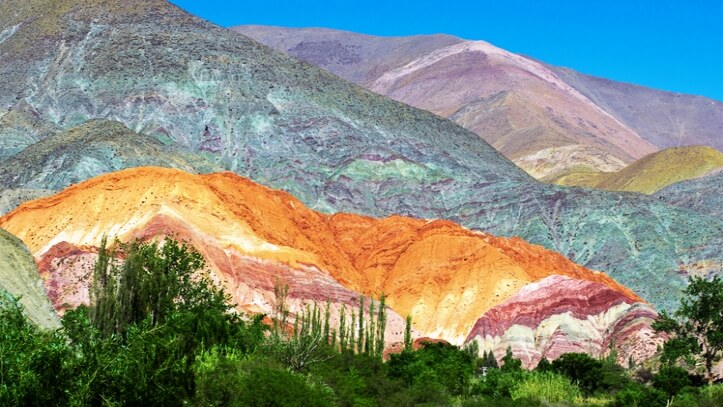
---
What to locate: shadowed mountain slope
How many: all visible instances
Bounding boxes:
[0,167,658,361]
[0,0,719,312]
[0,227,58,329]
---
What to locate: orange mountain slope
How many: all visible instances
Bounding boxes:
[1,167,642,343]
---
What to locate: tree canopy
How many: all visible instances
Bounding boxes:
[653,275,723,381]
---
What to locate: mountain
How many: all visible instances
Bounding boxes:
[0,0,720,314]
[653,169,723,220]
[552,146,723,194]
[0,119,222,190]
[234,26,658,180]
[0,167,659,363]
[551,67,723,151]
[0,227,58,328]
[0,103,60,161]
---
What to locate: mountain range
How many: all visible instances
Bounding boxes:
[0,0,720,364]
[234,25,723,181]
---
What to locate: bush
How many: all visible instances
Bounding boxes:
[193,347,247,406]
[551,353,604,394]
[462,395,542,406]
[653,366,692,396]
[0,297,72,406]
[613,382,668,407]
[239,364,335,407]
[510,371,581,403]
[697,384,723,407]
[471,368,525,399]
[387,342,473,397]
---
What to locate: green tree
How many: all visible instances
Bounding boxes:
[64,237,261,404]
[0,295,72,406]
[90,236,232,337]
[403,314,413,352]
[501,346,522,372]
[653,275,723,381]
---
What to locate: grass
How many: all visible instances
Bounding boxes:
[510,371,582,404]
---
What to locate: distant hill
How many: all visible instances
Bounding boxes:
[552,146,723,194]
[550,67,723,151]
[235,26,664,180]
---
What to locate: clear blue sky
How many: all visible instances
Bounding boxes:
[170,0,723,101]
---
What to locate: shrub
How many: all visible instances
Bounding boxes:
[0,296,72,406]
[387,342,473,397]
[238,364,335,407]
[613,382,668,407]
[653,365,693,396]
[462,395,542,406]
[698,384,723,407]
[551,352,603,395]
[510,371,582,403]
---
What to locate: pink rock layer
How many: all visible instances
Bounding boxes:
[466,275,662,368]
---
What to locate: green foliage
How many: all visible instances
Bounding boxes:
[613,382,668,407]
[462,396,542,406]
[60,237,265,405]
[652,366,693,397]
[653,275,723,381]
[551,352,605,395]
[535,357,552,372]
[500,346,522,372]
[403,314,413,352]
[481,350,499,369]
[389,341,474,397]
[194,351,335,407]
[509,371,582,403]
[0,297,72,406]
[91,237,232,338]
[691,384,723,407]
[472,367,525,399]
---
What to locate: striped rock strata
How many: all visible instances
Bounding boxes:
[0,167,658,360]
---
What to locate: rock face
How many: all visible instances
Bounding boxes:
[235,26,657,180]
[0,227,58,329]
[466,275,660,368]
[0,167,656,360]
[552,146,723,194]
[0,0,720,313]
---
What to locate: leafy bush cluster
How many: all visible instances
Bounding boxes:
[1,238,721,406]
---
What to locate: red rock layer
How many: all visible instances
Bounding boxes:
[466,275,660,368]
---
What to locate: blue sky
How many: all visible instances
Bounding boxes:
[170,0,723,101]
